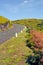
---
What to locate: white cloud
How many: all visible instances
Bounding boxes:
[23,0,28,4]
[1,0,43,14]
[20,0,34,8]
[21,0,29,6]
[20,0,43,8]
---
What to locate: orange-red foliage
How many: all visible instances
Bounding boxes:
[30,30,43,50]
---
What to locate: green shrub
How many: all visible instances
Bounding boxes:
[26,40,35,49]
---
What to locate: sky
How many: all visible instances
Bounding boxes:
[0,0,43,20]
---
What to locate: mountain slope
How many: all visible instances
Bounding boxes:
[13,19,43,30]
[0,16,9,24]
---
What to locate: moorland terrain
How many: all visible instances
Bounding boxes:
[0,16,43,65]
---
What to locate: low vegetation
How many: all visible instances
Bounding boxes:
[0,16,13,31]
[0,16,43,65]
[0,16,9,24]
[13,19,43,31]
[0,30,32,65]
[25,27,43,65]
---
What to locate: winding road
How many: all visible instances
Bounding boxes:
[0,24,25,43]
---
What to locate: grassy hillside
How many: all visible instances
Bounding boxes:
[0,16,9,24]
[0,17,43,65]
[13,19,43,31]
[0,16,13,30]
[0,16,43,30]
[0,30,32,65]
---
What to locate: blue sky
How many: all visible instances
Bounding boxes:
[0,0,43,20]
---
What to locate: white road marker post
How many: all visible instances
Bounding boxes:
[15,33,18,37]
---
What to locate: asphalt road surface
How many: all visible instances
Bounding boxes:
[0,24,25,43]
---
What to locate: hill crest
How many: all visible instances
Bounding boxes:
[0,16,9,24]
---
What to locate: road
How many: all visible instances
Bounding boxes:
[0,24,25,43]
